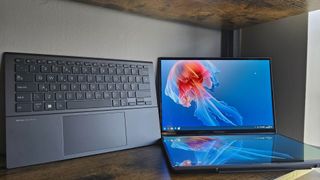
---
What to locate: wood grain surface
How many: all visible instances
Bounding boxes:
[0,144,289,180]
[74,0,320,29]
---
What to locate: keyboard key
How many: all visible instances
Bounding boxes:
[112,92,120,98]
[124,68,131,75]
[108,68,116,75]
[52,65,62,73]
[95,92,103,99]
[138,84,150,90]
[139,69,148,75]
[76,92,85,100]
[29,65,40,73]
[87,75,95,82]
[16,93,32,102]
[41,65,51,73]
[16,83,37,92]
[57,75,67,82]
[96,75,104,83]
[107,84,115,91]
[120,91,127,98]
[35,74,45,82]
[131,84,138,90]
[92,67,99,74]
[60,84,70,91]
[128,76,134,83]
[47,74,56,82]
[120,76,128,83]
[15,73,34,82]
[62,66,72,73]
[104,92,111,98]
[116,84,123,91]
[90,84,98,91]
[78,75,86,82]
[15,58,24,63]
[100,67,108,74]
[16,103,32,112]
[128,91,136,98]
[113,76,120,83]
[45,102,56,111]
[56,92,65,100]
[116,68,123,75]
[66,92,75,100]
[136,91,151,98]
[137,102,145,105]
[86,92,94,99]
[98,84,107,91]
[80,84,88,91]
[136,76,142,83]
[56,101,66,110]
[143,76,150,83]
[68,75,77,82]
[132,68,138,75]
[33,102,44,111]
[81,67,90,74]
[15,64,28,72]
[50,84,59,91]
[45,93,55,101]
[67,99,112,109]
[33,93,44,101]
[124,84,131,91]
[105,76,112,83]
[72,66,80,74]
[120,99,127,106]
[71,84,80,91]
[112,99,120,107]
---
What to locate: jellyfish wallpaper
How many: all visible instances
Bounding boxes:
[161,59,274,130]
[163,135,297,167]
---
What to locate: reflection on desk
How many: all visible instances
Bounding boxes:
[0,144,289,179]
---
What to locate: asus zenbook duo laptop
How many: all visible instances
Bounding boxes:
[158,58,320,172]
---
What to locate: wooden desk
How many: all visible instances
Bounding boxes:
[0,144,289,180]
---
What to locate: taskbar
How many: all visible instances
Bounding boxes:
[162,125,274,131]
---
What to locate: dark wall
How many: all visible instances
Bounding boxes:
[240,13,308,141]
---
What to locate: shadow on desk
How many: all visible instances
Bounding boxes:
[0,144,289,180]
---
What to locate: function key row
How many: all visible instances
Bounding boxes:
[15,64,148,75]
[15,58,149,68]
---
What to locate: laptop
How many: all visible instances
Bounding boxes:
[158,57,320,172]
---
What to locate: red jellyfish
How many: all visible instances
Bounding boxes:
[165,60,243,126]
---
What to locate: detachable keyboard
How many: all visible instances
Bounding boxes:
[4,52,156,116]
[4,52,160,168]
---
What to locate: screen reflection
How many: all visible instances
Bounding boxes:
[163,135,305,167]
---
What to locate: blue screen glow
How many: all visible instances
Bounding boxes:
[161,59,274,131]
[163,134,320,168]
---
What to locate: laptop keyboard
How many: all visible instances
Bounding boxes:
[13,55,152,112]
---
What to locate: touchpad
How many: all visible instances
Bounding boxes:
[63,112,127,155]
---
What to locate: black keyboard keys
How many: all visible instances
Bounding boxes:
[12,55,153,113]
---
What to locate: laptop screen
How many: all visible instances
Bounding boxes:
[160,58,275,132]
[162,134,320,169]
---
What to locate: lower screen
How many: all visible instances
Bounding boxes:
[163,134,320,168]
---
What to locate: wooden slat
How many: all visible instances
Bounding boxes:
[74,0,320,29]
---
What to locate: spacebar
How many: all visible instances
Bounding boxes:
[67,100,112,109]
